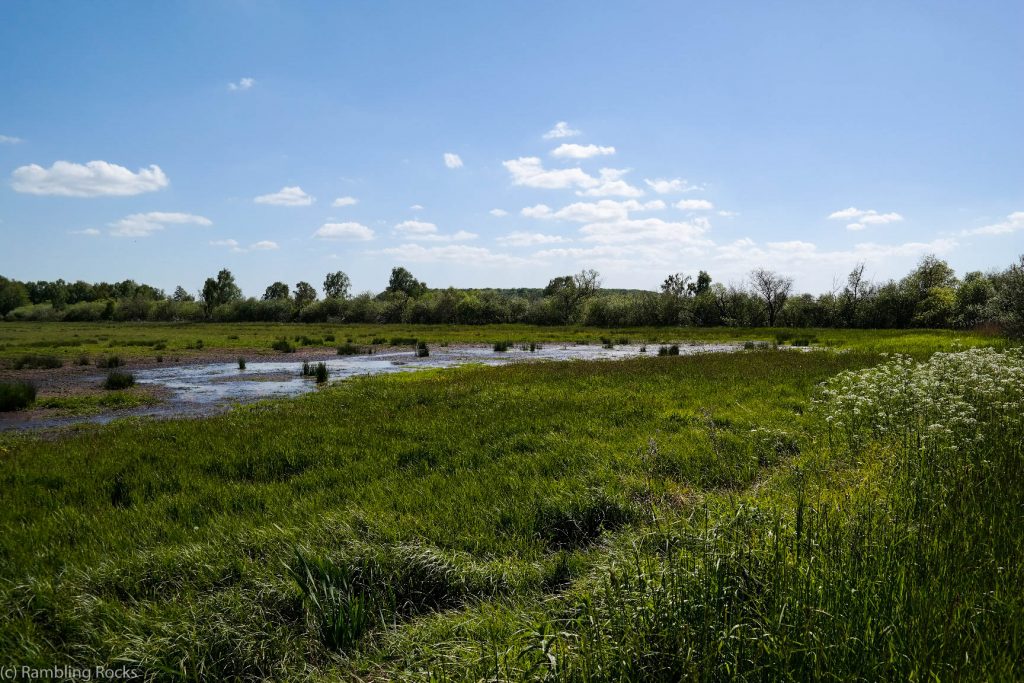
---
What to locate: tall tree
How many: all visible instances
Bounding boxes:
[750,268,793,326]
[386,267,427,298]
[293,281,318,309]
[172,286,195,302]
[262,282,290,301]
[201,268,242,314]
[323,271,352,299]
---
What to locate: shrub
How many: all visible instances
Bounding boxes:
[11,354,63,370]
[238,357,246,370]
[493,341,510,352]
[184,339,204,350]
[416,341,429,358]
[96,355,122,368]
[324,334,336,342]
[102,370,135,390]
[657,345,679,356]
[76,354,91,366]
[152,342,166,350]
[0,381,36,411]
[155,355,163,363]
[271,339,296,353]
[315,362,329,384]
[390,337,418,346]
[337,343,362,355]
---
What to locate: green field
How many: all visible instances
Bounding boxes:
[0,325,1021,681]
[0,321,1003,362]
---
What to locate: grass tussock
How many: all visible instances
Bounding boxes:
[10,353,63,370]
[102,370,135,390]
[0,381,37,411]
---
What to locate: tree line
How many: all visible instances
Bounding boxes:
[1,255,1022,336]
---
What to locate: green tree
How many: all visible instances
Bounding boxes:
[323,271,352,299]
[0,277,30,316]
[262,282,290,301]
[201,268,242,315]
[386,267,427,298]
[172,286,195,302]
[293,281,318,309]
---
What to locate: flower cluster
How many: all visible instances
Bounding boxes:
[814,347,1024,454]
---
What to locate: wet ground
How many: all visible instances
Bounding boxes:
[0,342,739,431]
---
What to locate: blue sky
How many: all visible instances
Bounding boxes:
[1,1,1022,296]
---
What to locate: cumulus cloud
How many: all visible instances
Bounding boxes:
[551,143,615,159]
[210,239,240,248]
[313,222,374,240]
[578,216,713,245]
[71,228,101,236]
[393,220,477,242]
[643,178,701,194]
[376,243,528,265]
[11,160,169,197]
[496,231,571,247]
[827,207,904,231]
[410,204,425,210]
[228,77,256,91]
[502,157,643,197]
[332,196,358,207]
[521,199,665,223]
[109,212,211,237]
[676,199,714,211]
[255,186,314,206]
[961,211,1024,236]
[0,134,24,145]
[251,240,279,250]
[542,121,581,139]
[489,208,508,217]
[443,153,463,169]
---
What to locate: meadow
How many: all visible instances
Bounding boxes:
[0,324,1020,680]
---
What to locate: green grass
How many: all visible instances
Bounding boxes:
[34,391,159,415]
[0,321,1001,363]
[0,332,1019,681]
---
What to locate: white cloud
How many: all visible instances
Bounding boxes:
[827,207,904,231]
[496,231,571,247]
[576,168,644,198]
[717,210,739,217]
[109,212,212,238]
[503,157,596,190]
[314,222,375,240]
[676,199,714,211]
[332,196,358,207]
[502,157,643,197]
[643,178,701,194]
[255,186,314,206]
[521,199,665,223]
[71,228,100,236]
[410,204,424,210]
[393,220,477,242]
[11,160,169,197]
[251,240,279,250]
[578,216,713,245]
[210,239,240,248]
[489,208,508,217]
[551,143,615,159]
[542,121,581,139]
[377,243,528,265]
[228,77,256,91]
[444,153,463,169]
[0,134,24,145]
[962,211,1024,236]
